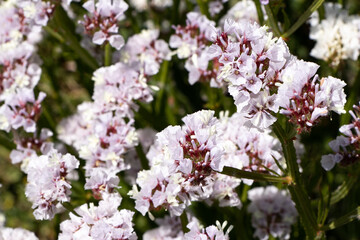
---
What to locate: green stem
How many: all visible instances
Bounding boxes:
[180,211,189,233]
[328,176,357,206]
[340,67,360,125]
[155,61,169,115]
[62,202,80,217]
[196,0,210,18]
[0,132,16,150]
[272,121,299,180]
[42,104,57,134]
[254,0,264,26]
[135,144,149,170]
[44,26,65,43]
[282,0,325,38]
[104,43,112,66]
[220,166,292,184]
[322,206,360,231]
[53,5,99,71]
[264,5,281,37]
[272,120,318,239]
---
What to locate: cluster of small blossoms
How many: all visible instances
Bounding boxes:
[59,192,137,240]
[58,60,157,198]
[321,102,360,171]
[80,0,129,50]
[0,0,53,99]
[208,19,347,131]
[276,60,346,133]
[0,227,38,240]
[23,149,79,220]
[309,3,360,67]
[247,186,298,240]
[58,102,137,198]
[207,0,228,17]
[219,0,260,25]
[0,0,54,133]
[9,128,53,172]
[0,89,45,133]
[129,0,172,12]
[123,29,171,76]
[216,112,282,184]
[130,110,241,217]
[169,12,223,87]
[143,215,232,240]
[184,219,232,240]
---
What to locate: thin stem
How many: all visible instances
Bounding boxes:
[104,43,112,66]
[62,202,80,217]
[264,5,281,37]
[155,61,169,115]
[44,26,65,43]
[135,144,149,170]
[282,0,325,38]
[272,121,299,180]
[196,0,210,18]
[254,0,264,26]
[322,206,360,231]
[0,132,15,150]
[220,166,292,184]
[328,176,357,206]
[180,211,189,233]
[53,5,99,71]
[272,120,318,239]
[341,67,360,125]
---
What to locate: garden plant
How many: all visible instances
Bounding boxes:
[0,0,359,239]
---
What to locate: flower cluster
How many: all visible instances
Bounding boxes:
[81,0,129,50]
[0,0,53,131]
[130,110,236,215]
[247,186,298,240]
[25,149,79,220]
[130,110,243,216]
[58,60,157,198]
[170,12,222,86]
[276,61,346,133]
[124,29,171,76]
[143,215,232,240]
[0,89,45,133]
[129,0,172,12]
[216,112,283,184]
[309,3,360,67]
[208,19,347,131]
[0,227,38,240]
[59,193,137,240]
[321,102,360,171]
[219,0,260,25]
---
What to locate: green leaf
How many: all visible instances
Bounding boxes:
[135,144,150,170]
[104,43,112,67]
[282,0,325,38]
[196,0,210,18]
[272,120,318,239]
[180,211,189,233]
[254,0,265,26]
[264,5,282,37]
[340,68,360,125]
[328,176,357,206]
[323,206,360,231]
[220,166,292,184]
[52,5,99,71]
